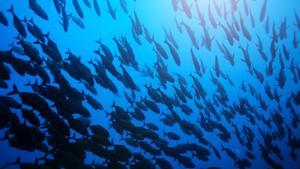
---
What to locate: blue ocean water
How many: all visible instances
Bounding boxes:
[0,0,300,169]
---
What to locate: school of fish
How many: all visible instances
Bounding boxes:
[0,0,300,169]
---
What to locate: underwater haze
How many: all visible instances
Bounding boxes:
[0,0,300,169]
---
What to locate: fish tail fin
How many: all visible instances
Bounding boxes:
[34,40,41,45]
[111,100,116,108]
[95,38,101,44]
[22,16,27,23]
[15,35,22,41]
[43,31,50,38]
[7,6,14,13]
[8,42,14,47]
[34,79,39,86]
[88,59,94,65]
[191,152,196,158]
[12,156,21,165]
[7,84,19,95]
[93,49,101,55]
[141,96,146,103]
[65,48,71,55]
[221,144,225,151]
[24,80,31,86]
[28,17,34,24]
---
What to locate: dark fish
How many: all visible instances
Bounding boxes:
[260,0,268,22]
[243,0,249,16]
[163,131,180,140]
[175,17,183,34]
[143,25,154,43]
[93,0,101,16]
[295,11,300,30]
[25,18,46,42]
[120,64,139,91]
[214,55,221,77]
[265,16,270,33]
[83,0,91,8]
[0,96,21,109]
[8,85,49,112]
[0,79,8,88]
[181,21,199,49]
[194,0,205,26]
[7,6,27,37]
[219,23,234,46]
[181,0,192,19]
[155,158,172,169]
[119,0,128,14]
[71,16,85,29]
[201,26,214,51]
[249,9,255,28]
[163,27,177,48]
[18,38,42,64]
[34,40,62,62]
[154,40,168,59]
[53,0,61,14]
[21,109,40,127]
[29,0,48,20]
[278,68,286,89]
[85,94,103,110]
[106,0,116,20]
[142,97,160,114]
[131,11,143,35]
[165,40,181,66]
[171,0,179,12]
[239,13,252,41]
[73,0,84,19]
[0,11,8,26]
[208,2,217,29]
[0,59,11,80]
[60,4,71,32]
[191,49,201,75]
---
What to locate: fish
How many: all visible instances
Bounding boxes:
[0,1,299,169]
[201,26,214,51]
[34,40,62,62]
[194,0,206,26]
[83,0,91,8]
[181,21,199,49]
[190,48,201,75]
[119,0,128,14]
[106,0,116,20]
[181,0,192,19]
[60,4,71,32]
[165,40,181,66]
[7,6,27,37]
[93,0,101,16]
[24,18,45,42]
[18,38,42,64]
[260,0,268,22]
[71,15,85,29]
[72,0,84,19]
[208,2,217,29]
[153,40,168,59]
[29,0,48,20]
[0,11,8,26]
[239,12,252,41]
[295,11,300,30]
[171,0,179,12]
[53,0,61,14]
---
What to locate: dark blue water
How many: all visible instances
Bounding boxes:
[0,0,300,169]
